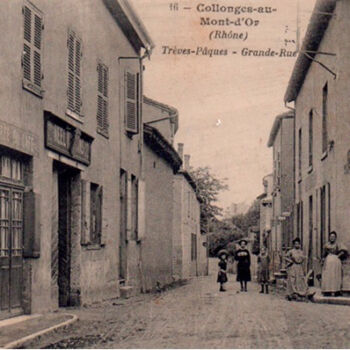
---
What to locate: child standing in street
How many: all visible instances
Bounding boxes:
[257,246,270,294]
[217,250,228,292]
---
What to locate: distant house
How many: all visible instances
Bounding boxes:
[173,145,208,279]
[284,0,350,290]
[141,97,182,291]
[267,111,295,274]
[257,174,273,251]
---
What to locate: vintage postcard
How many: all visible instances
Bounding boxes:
[0,0,349,348]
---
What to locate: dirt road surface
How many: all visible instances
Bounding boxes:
[26,264,350,348]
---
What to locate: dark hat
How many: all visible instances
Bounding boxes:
[239,239,248,245]
[292,237,301,244]
[217,249,228,258]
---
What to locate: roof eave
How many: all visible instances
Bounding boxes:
[284,0,337,103]
[267,111,294,147]
[103,0,155,53]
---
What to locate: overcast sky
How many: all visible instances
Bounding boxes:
[130,0,316,211]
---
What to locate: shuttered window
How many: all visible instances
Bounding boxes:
[97,63,109,137]
[22,3,43,96]
[67,30,82,116]
[90,183,103,245]
[125,71,139,134]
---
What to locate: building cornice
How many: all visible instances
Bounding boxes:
[284,0,337,103]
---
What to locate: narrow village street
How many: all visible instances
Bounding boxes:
[25,260,350,349]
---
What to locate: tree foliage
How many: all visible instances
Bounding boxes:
[208,219,244,257]
[231,199,260,235]
[190,166,228,232]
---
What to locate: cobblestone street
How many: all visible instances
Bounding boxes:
[25,260,350,349]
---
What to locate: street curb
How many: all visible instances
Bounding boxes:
[3,313,78,349]
[313,294,350,306]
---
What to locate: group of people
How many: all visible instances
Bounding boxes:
[217,231,348,300]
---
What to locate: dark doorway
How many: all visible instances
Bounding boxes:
[56,165,76,307]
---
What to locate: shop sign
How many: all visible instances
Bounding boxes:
[45,113,93,165]
[0,120,39,156]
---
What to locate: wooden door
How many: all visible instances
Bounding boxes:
[119,170,127,281]
[0,186,23,314]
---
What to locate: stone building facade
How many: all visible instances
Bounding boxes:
[173,145,208,280]
[0,0,153,318]
[284,0,350,289]
[267,111,295,274]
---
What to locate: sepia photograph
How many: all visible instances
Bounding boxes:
[0,0,349,348]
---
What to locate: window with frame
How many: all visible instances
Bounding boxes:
[67,30,82,117]
[22,2,43,96]
[309,110,313,167]
[322,83,328,154]
[97,63,109,136]
[125,71,139,134]
[90,183,103,245]
[0,155,24,182]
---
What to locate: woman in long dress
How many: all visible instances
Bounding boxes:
[285,237,314,301]
[322,231,348,296]
[235,239,251,292]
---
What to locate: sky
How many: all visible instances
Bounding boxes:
[130,0,316,211]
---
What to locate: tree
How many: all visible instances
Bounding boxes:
[231,199,260,235]
[190,166,228,232]
[207,219,244,257]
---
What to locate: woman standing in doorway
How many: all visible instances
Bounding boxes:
[235,239,251,292]
[322,231,348,296]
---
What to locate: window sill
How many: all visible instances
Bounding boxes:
[97,128,109,139]
[66,109,83,124]
[321,151,328,161]
[307,165,313,174]
[23,80,43,98]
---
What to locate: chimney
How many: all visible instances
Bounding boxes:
[177,143,184,161]
[184,154,190,171]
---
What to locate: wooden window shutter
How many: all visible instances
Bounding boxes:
[80,179,89,245]
[67,33,75,111]
[98,186,106,246]
[97,63,109,136]
[22,4,43,94]
[23,192,41,258]
[125,71,138,133]
[75,40,81,114]
[67,31,82,115]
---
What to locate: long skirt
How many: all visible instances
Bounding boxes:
[236,263,251,282]
[286,264,308,297]
[322,254,342,293]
